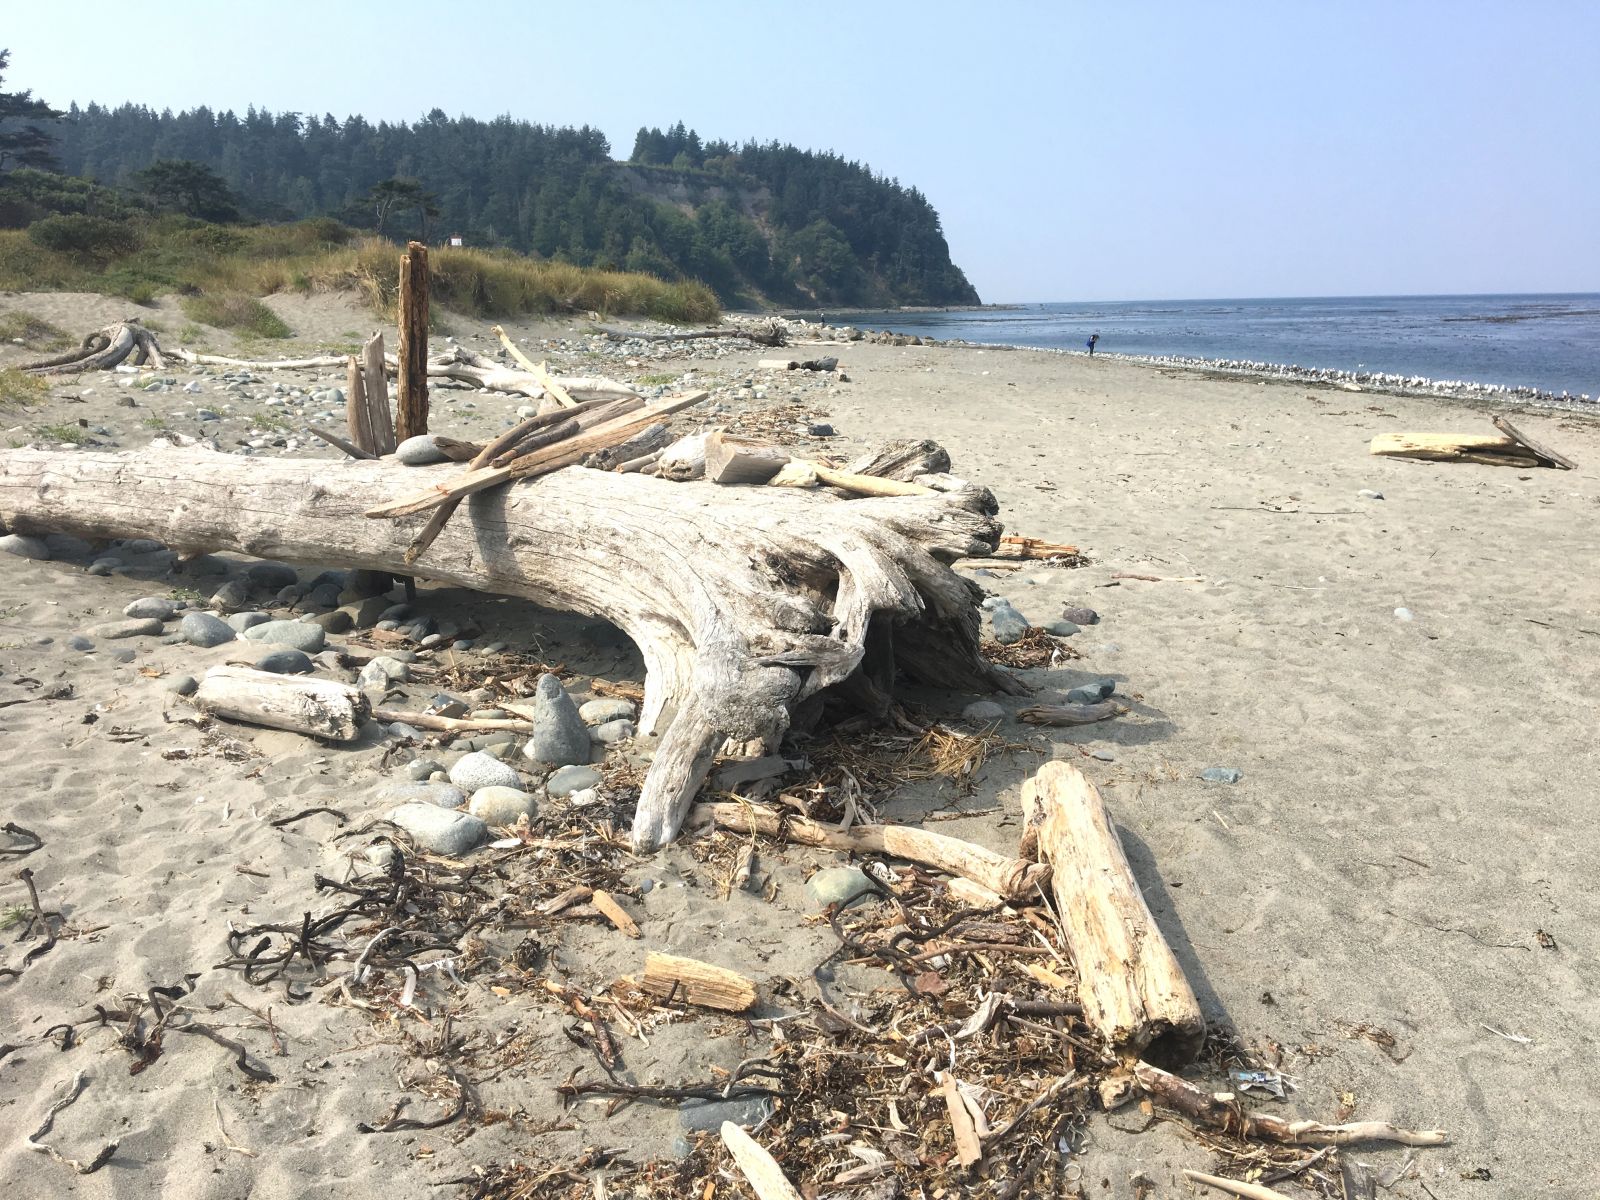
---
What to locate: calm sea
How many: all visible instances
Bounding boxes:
[831,294,1599,402]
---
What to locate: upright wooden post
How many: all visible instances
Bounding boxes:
[396,241,429,442]
[361,331,396,455]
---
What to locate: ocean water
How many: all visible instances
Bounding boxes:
[832,294,1599,402]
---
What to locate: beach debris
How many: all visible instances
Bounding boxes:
[19,319,167,376]
[191,665,369,741]
[1370,416,1574,469]
[591,888,641,938]
[641,951,757,1011]
[1394,607,1415,621]
[1019,700,1121,726]
[721,1121,804,1200]
[1020,762,1205,1064]
[1201,766,1244,783]
[595,320,788,347]
[25,1072,118,1175]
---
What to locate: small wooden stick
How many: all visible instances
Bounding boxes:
[370,708,535,734]
[939,1071,983,1167]
[721,1121,803,1200]
[307,425,376,460]
[1182,1170,1295,1200]
[591,890,641,939]
[403,411,555,565]
[641,951,757,1011]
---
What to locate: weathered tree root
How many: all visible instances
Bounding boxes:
[22,320,167,375]
[0,448,1023,851]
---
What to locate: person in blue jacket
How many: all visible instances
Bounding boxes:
[1087,333,1100,356]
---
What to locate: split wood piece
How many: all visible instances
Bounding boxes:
[1492,415,1576,469]
[591,889,641,938]
[370,708,534,735]
[938,1071,984,1168]
[583,423,670,472]
[22,321,166,375]
[345,356,376,455]
[720,1122,804,1200]
[307,425,375,460]
[1,446,1017,851]
[705,431,793,485]
[594,322,787,347]
[193,666,370,741]
[845,439,953,481]
[657,430,713,481]
[994,535,1080,560]
[396,241,429,441]
[641,951,756,1011]
[1182,1169,1295,1200]
[361,332,396,455]
[1020,761,1204,1067]
[1134,1061,1447,1147]
[404,410,575,565]
[691,801,1048,903]
[365,392,711,519]
[173,350,347,369]
[1018,702,1121,726]
[1369,431,1539,467]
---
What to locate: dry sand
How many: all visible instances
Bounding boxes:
[0,290,1596,1198]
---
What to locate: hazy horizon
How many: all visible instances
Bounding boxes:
[6,0,1597,303]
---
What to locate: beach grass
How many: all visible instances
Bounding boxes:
[0,216,721,326]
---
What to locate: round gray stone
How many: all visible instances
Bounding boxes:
[468,786,538,826]
[386,802,486,855]
[225,611,270,633]
[165,674,199,696]
[579,697,636,725]
[67,635,95,651]
[124,597,178,621]
[448,751,524,793]
[90,617,164,640]
[241,620,325,653]
[379,781,466,809]
[806,866,879,908]
[962,700,1006,724]
[407,758,444,781]
[545,764,602,797]
[988,603,1031,645]
[246,561,299,590]
[589,719,635,745]
[0,534,51,560]
[1065,679,1116,704]
[255,649,314,674]
[358,655,410,689]
[1043,619,1081,637]
[395,434,451,465]
[1061,607,1100,626]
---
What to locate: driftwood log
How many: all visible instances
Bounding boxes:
[192,666,370,741]
[0,446,1020,851]
[594,322,788,347]
[1020,761,1204,1066]
[22,321,167,375]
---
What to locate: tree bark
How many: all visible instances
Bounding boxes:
[0,447,1019,851]
[1020,761,1204,1067]
[361,332,396,455]
[396,241,429,441]
[345,356,375,454]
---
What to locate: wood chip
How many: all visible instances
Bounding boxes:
[591,889,640,938]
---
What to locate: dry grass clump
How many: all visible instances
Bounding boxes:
[0,310,71,351]
[0,367,49,409]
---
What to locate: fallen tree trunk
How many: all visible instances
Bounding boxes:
[690,801,1047,902]
[1020,761,1204,1067]
[594,322,787,347]
[0,445,1020,851]
[193,666,369,741]
[173,350,347,369]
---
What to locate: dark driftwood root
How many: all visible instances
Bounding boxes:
[0,449,1021,851]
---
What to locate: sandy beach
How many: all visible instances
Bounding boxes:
[1,291,1597,1198]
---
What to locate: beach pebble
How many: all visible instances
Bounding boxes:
[341,597,389,629]
[386,802,486,855]
[165,674,199,696]
[242,620,325,653]
[0,534,51,560]
[589,719,635,745]
[449,751,524,793]
[86,558,119,576]
[1061,607,1100,626]
[179,611,235,647]
[545,764,602,797]
[67,635,95,651]
[90,617,164,639]
[255,649,313,674]
[579,697,636,725]
[988,601,1030,644]
[468,786,538,826]
[522,673,591,767]
[380,781,466,809]
[1394,607,1414,621]
[962,700,1006,723]
[395,434,451,465]
[246,561,299,590]
[1043,619,1081,636]
[226,611,271,633]
[387,721,424,741]
[112,649,136,664]
[1200,767,1243,784]
[1359,489,1385,500]
[407,758,444,781]
[678,1095,773,1133]
[1066,679,1116,704]
[307,609,353,634]
[1090,749,1116,761]
[209,579,251,613]
[123,597,178,621]
[807,866,879,908]
[358,655,410,689]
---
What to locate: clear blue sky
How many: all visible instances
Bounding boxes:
[6,0,1597,302]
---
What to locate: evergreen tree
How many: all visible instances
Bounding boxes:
[0,49,63,173]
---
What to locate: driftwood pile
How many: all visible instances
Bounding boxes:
[1371,415,1576,469]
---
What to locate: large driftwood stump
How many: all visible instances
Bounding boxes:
[1020,760,1204,1066]
[0,449,1020,851]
